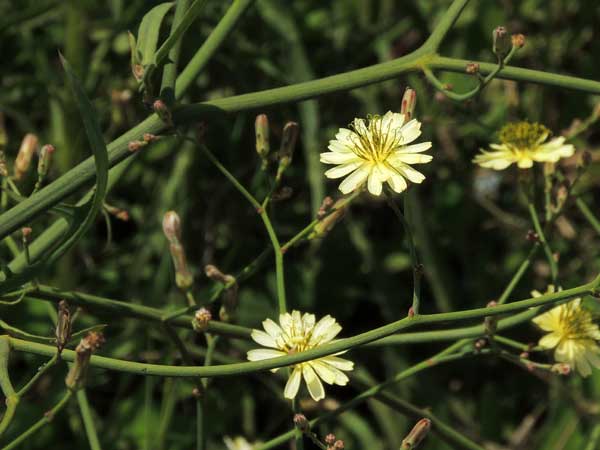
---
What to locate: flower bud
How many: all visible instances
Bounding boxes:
[324,434,336,445]
[400,88,417,121]
[21,227,32,241]
[255,114,270,163]
[317,196,334,219]
[162,211,182,244]
[333,440,344,450]
[511,33,525,49]
[581,151,592,168]
[163,212,193,290]
[551,363,571,375]
[128,31,144,81]
[465,62,480,74]
[276,122,299,179]
[293,413,310,433]
[401,418,431,449]
[205,264,238,322]
[484,300,498,335]
[492,26,510,58]
[14,133,39,180]
[56,300,72,353]
[65,332,105,390]
[309,198,347,239]
[153,99,173,127]
[192,307,212,332]
[37,144,55,179]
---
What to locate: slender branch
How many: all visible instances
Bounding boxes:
[527,202,557,283]
[7,274,599,378]
[575,197,600,236]
[77,390,103,450]
[422,0,471,51]
[259,210,287,313]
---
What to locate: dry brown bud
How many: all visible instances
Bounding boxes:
[15,133,39,180]
[401,88,417,121]
[401,418,431,449]
[192,307,212,332]
[511,33,526,49]
[324,434,336,445]
[465,62,480,74]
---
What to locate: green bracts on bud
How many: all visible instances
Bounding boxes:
[14,133,38,180]
[492,26,510,59]
[401,418,431,449]
[56,300,72,354]
[37,144,55,180]
[255,114,270,166]
[276,121,299,179]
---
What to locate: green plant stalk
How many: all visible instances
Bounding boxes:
[256,342,485,450]
[0,337,17,437]
[575,197,600,236]
[584,423,600,450]
[7,275,599,377]
[4,0,600,255]
[1,390,72,450]
[160,0,192,104]
[16,354,59,397]
[77,390,103,450]
[175,0,256,99]
[497,243,540,305]
[259,210,287,313]
[527,202,557,282]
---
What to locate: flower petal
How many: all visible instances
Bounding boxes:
[311,360,350,385]
[324,161,364,179]
[538,332,561,349]
[338,162,371,194]
[401,142,432,153]
[262,318,283,339]
[390,163,426,184]
[399,119,422,144]
[320,356,354,371]
[250,330,278,348]
[284,367,302,399]
[247,349,285,361]
[390,153,433,165]
[386,169,408,193]
[367,165,385,196]
[320,152,361,165]
[302,364,325,401]
[310,315,342,345]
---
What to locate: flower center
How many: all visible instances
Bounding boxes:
[498,121,549,150]
[559,302,594,340]
[349,115,403,163]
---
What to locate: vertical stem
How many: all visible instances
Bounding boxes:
[527,202,557,282]
[292,397,304,450]
[77,389,103,450]
[575,197,600,236]
[385,192,421,315]
[260,210,287,314]
[0,337,17,437]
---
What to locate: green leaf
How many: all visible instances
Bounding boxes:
[0,56,109,294]
[136,2,174,67]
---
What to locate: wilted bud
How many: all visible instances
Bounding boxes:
[56,300,72,354]
[317,196,334,219]
[309,198,347,239]
[21,227,32,241]
[14,133,39,180]
[205,264,238,322]
[65,332,105,390]
[128,31,144,81]
[143,133,159,143]
[401,418,431,449]
[555,182,569,211]
[163,211,182,244]
[128,140,145,152]
[401,88,417,121]
[293,413,309,433]
[324,434,336,445]
[192,307,212,332]
[492,26,511,58]
[551,363,571,375]
[484,300,498,335]
[255,114,270,163]
[465,62,480,74]
[163,212,193,290]
[105,204,130,221]
[333,440,345,450]
[37,144,55,179]
[153,99,173,127]
[276,122,299,179]
[511,33,526,49]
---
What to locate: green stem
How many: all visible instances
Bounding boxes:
[176,0,256,99]
[385,191,421,315]
[16,353,59,397]
[497,243,540,305]
[77,389,103,450]
[421,0,471,51]
[2,390,72,450]
[575,197,600,236]
[259,210,286,314]
[584,423,600,450]
[527,202,557,283]
[0,337,17,437]
[8,274,599,378]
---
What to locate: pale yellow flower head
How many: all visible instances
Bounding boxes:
[532,286,600,377]
[320,112,433,196]
[247,310,354,401]
[473,121,574,170]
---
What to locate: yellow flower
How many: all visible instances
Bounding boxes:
[247,310,354,401]
[320,112,432,196]
[223,436,260,450]
[532,287,600,377]
[473,121,574,170]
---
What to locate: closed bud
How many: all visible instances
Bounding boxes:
[153,99,173,127]
[293,413,309,432]
[484,300,498,335]
[401,418,431,449]
[162,211,182,244]
[128,31,144,81]
[324,434,336,445]
[14,133,39,180]
[492,26,510,58]
[255,114,270,163]
[317,196,334,219]
[333,440,344,450]
[192,307,212,332]
[276,122,299,179]
[205,264,238,322]
[37,144,55,179]
[401,88,417,121]
[65,332,105,390]
[21,227,32,241]
[56,300,72,353]
[555,182,569,210]
[310,198,347,239]
[511,33,526,49]
[551,363,571,375]
[465,62,480,74]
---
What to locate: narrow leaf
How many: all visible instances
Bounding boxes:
[136,2,174,66]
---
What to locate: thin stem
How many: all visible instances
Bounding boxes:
[527,202,557,283]
[584,423,600,450]
[497,243,540,305]
[292,397,304,450]
[8,274,599,378]
[259,210,286,314]
[575,197,600,236]
[2,390,72,450]
[422,0,471,51]
[385,191,421,315]
[0,337,17,437]
[77,389,103,450]
[176,0,255,99]
[16,353,59,397]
